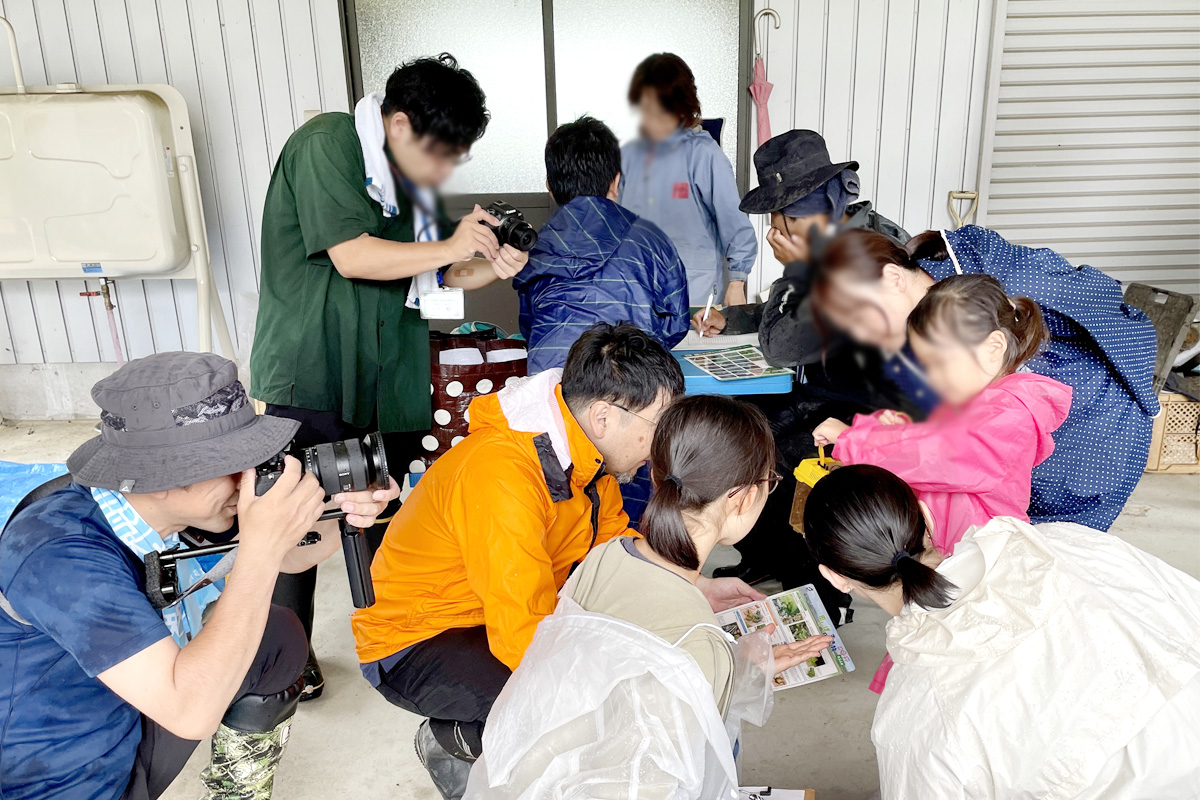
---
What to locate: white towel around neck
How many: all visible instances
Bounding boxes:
[353,92,440,309]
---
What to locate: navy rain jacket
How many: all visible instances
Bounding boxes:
[515,196,690,373]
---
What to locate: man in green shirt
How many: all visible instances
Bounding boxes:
[251,53,528,698]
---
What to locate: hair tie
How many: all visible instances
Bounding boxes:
[664,474,683,490]
[891,550,912,569]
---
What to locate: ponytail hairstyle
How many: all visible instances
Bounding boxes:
[803,464,956,610]
[640,396,776,570]
[813,227,950,294]
[908,273,1048,375]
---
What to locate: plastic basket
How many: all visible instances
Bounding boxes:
[1146,392,1200,474]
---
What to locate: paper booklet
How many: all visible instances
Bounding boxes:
[716,584,855,690]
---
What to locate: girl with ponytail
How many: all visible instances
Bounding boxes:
[802,464,1200,800]
[813,274,1071,556]
[812,274,1072,693]
[811,226,1160,535]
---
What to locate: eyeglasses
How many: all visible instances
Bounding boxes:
[423,140,473,166]
[728,469,784,498]
[611,403,658,428]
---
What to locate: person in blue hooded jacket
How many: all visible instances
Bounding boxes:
[620,53,757,308]
[516,116,689,375]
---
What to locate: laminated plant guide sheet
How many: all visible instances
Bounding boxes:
[684,345,793,381]
[716,584,855,690]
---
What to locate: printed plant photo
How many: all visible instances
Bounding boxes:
[740,603,767,627]
[772,593,805,625]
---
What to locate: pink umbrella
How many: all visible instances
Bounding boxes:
[750,56,774,147]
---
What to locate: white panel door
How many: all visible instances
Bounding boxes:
[976,0,1200,296]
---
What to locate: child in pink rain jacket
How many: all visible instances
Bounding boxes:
[813,273,1072,693]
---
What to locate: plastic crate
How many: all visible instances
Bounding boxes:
[1146,393,1200,474]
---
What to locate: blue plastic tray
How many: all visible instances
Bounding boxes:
[673,351,794,396]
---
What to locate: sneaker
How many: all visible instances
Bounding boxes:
[414,719,471,800]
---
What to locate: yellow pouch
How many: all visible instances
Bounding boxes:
[790,446,842,533]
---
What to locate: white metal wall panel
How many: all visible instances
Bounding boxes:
[0,0,349,364]
[977,0,1200,296]
[746,0,995,298]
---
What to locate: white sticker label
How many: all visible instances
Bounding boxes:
[163,146,175,177]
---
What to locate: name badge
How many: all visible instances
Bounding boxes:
[420,287,465,320]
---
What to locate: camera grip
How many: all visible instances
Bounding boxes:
[341,524,376,609]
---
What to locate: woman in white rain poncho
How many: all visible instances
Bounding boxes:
[466,396,833,799]
[803,464,1200,800]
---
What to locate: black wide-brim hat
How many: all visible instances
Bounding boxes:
[67,352,299,494]
[740,129,859,215]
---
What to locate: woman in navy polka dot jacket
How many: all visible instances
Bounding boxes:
[812,226,1159,531]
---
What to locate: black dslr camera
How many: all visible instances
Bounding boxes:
[482,200,538,252]
[144,433,389,612]
[253,433,389,609]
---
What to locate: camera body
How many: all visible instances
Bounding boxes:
[482,201,538,252]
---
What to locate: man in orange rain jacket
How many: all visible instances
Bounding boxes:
[351,323,766,799]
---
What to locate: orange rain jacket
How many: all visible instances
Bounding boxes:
[351,369,631,671]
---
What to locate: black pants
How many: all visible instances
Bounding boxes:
[374,626,511,760]
[264,405,421,645]
[121,604,308,800]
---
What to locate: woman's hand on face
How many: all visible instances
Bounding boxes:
[772,635,835,675]
[766,225,809,265]
[812,418,849,447]
[692,307,726,337]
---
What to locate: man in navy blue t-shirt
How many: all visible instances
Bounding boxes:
[0,353,398,800]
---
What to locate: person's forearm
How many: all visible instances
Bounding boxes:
[169,550,282,736]
[329,234,451,281]
[720,303,763,334]
[442,258,498,290]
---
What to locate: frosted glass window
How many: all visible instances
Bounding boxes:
[553,0,741,171]
[355,0,548,194]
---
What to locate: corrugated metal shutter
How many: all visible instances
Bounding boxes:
[976,0,1200,296]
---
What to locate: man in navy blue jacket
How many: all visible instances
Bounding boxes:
[515,116,689,374]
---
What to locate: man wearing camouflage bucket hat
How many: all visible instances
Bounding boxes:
[0,352,397,800]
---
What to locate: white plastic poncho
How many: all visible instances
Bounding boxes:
[874,517,1200,800]
[464,591,776,800]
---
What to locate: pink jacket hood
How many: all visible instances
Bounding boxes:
[834,372,1072,553]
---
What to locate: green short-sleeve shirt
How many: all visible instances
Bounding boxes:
[251,112,445,433]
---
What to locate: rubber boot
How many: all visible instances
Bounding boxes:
[200,719,291,800]
[271,567,323,701]
[414,719,472,800]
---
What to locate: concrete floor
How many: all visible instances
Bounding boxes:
[2,418,1198,800]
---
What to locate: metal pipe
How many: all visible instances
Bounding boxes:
[0,17,26,94]
[100,280,126,367]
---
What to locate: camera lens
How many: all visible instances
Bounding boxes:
[508,223,538,252]
[296,434,390,501]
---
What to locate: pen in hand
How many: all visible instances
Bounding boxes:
[699,285,716,338]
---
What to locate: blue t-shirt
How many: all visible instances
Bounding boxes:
[0,483,170,800]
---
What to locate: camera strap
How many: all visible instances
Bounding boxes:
[169,547,238,608]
